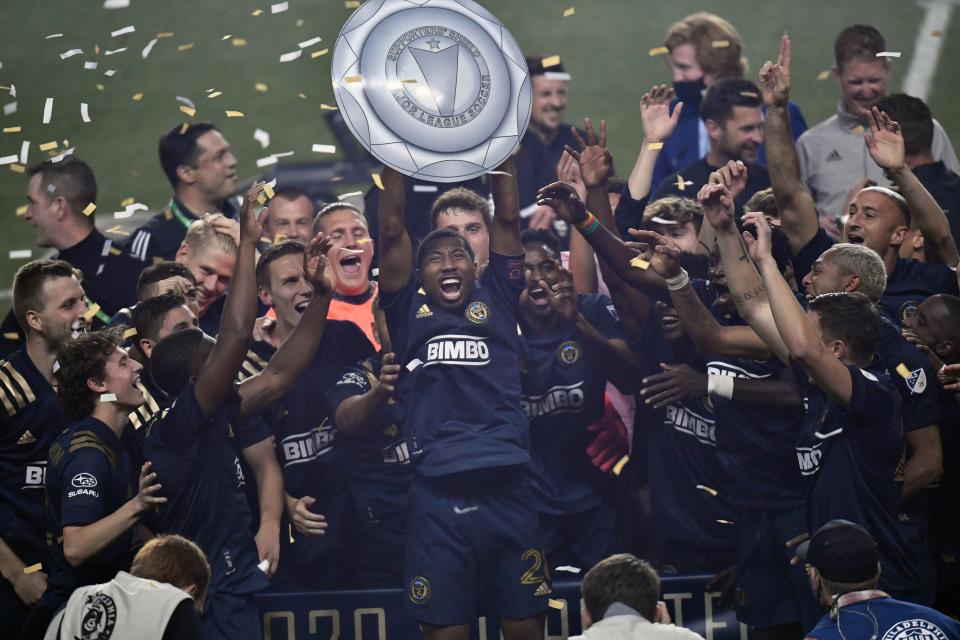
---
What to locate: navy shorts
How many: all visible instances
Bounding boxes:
[539,499,617,571]
[351,481,409,587]
[201,590,262,640]
[404,466,551,626]
[734,505,820,629]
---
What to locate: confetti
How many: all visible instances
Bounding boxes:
[46,33,64,39]
[0,155,17,164]
[104,47,126,55]
[343,75,362,83]
[280,50,302,62]
[132,92,144,101]
[413,185,437,193]
[2,126,20,133]
[8,84,15,98]
[263,183,275,199]
[255,82,268,92]
[179,105,196,117]
[540,55,561,68]
[876,51,901,58]
[8,164,24,173]
[99,393,117,402]
[357,237,373,244]
[338,191,363,199]
[141,38,158,58]
[82,202,96,216]
[80,102,91,123]
[4,331,19,338]
[252,8,264,15]
[896,363,911,378]
[18,141,28,164]
[181,123,190,135]
[696,484,719,496]
[157,32,174,38]
[271,1,289,13]
[207,91,222,99]
[312,143,335,154]
[630,256,649,270]
[103,0,130,8]
[648,46,669,57]
[298,36,322,48]
[178,43,194,51]
[320,103,338,110]
[296,19,304,26]
[712,40,730,48]
[42,98,54,124]
[225,110,244,118]
[50,148,74,163]
[9,250,32,259]
[123,327,137,340]
[254,128,270,148]
[60,49,83,60]
[39,141,58,151]
[83,61,98,70]
[555,565,581,574]
[222,34,231,40]
[676,175,691,191]
[345,0,360,7]
[23,563,42,574]
[563,7,575,17]
[232,38,247,47]
[850,125,864,135]
[932,30,943,38]
[256,155,278,168]
[311,48,329,58]
[817,70,831,80]
[15,205,26,216]
[103,69,116,76]
[647,142,664,150]
[3,102,16,116]
[111,25,136,37]
[716,519,735,525]
[740,91,759,98]
[405,358,422,372]
[548,599,566,610]
[612,454,629,476]
[371,173,384,190]
[83,304,102,321]
[121,197,134,206]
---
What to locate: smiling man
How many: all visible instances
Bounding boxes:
[127,123,239,264]
[173,214,237,337]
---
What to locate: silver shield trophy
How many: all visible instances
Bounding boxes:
[332,0,531,182]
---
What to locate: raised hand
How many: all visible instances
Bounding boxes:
[640,363,707,409]
[697,182,736,232]
[540,268,579,323]
[865,107,906,171]
[238,181,267,242]
[565,118,613,188]
[557,150,587,202]
[758,34,792,107]
[536,181,589,225]
[640,84,682,143]
[374,353,401,398]
[741,211,773,262]
[708,160,749,202]
[627,229,682,279]
[306,232,335,297]
[132,461,166,516]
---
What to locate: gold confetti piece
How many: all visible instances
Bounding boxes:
[157,32,174,39]
[896,363,911,378]
[123,327,137,340]
[179,105,196,117]
[2,126,21,133]
[298,93,307,99]
[256,193,267,205]
[400,79,417,84]
[716,519,735,525]
[712,40,730,48]
[233,38,247,47]
[9,249,31,259]
[740,91,759,98]
[932,30,943,38]
[15,205,27,216]
[3,332,19,339]
[179,123,189,134]
[676,175,686,191]
[850,125,864,135]
[647,141,663,150]
[345,0,360,7]
[121,197,134,206]
[612,454,630,476]
[255,83,268,92]
[225,110,244,117]
[541,54,561,68]
[9,164,25,174]
[630,256,649,270]
[320,103,338,110]
[548,599,566,610]
[263,183,275,199]
[358,237,373,244]
[273,233,286,243]
[344,75,363,83]
[178,43,194,51]
[46,33,64,39]
[371,173,384,190]
[648,46,669,57]
[106,225,130,236]
[817,70,831,81]
[23,563,42,574]
[132,92,143,101]
[95,45,100,55]
[82,203,96,216]
[311,48,329,58]
[39,141,58,151]
[96,84,105,91]
[207,91,222,99]
[696,484,719,496]
[83,304,101,321]
[563,7,575,17]
[251,8,263,16]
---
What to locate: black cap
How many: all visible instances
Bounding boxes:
[795,520,879,583]
[525,54,567,77]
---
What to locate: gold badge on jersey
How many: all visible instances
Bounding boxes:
[409,576,432,604]
[556,341,581,366]
[465,301,490,324]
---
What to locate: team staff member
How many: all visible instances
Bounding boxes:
[127,123,238,263]
[797,520,960,640]
[379,158,550,639]
[22,329,164,639]
[241,240,374,589]
[518,228,640,570]
[0,261,91,631]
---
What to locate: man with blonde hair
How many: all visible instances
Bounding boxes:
[175,213,238,336]
[45,535,211,640]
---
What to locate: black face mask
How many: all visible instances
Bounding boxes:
[673,77,706,104]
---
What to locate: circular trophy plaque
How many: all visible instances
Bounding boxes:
[332,0,531,182]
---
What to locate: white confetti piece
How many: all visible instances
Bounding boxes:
[9,250,31,259]
[103,69,116,77]
[279,50,301,63]
[114,203,147,218]
[99,393,118,402]
[141,38,158,58]
[42,98,53,124]
[555,565,581,573]
[103,0,131,8]
[60,49,83,60]
[84,61,98,70]
[338,191,363,199]
[0,155,18,165]
[271,1,288,13]
[19,141,29,164]
[3,102,17,116]
[175,95,195,109]
[257,559,270,572]
[256,155,278,168]
[46,33,64,40]
[253,128,271,149]
[312,143,335,154]
[104,48,127,55]
[50,148,74,163]
[877,51,902,58]
[298,36,322,48]
[8,84,15,98]
[80,103,91,123]
[413,185,438,193]
[111,25,136,37]
[406,358,422,372]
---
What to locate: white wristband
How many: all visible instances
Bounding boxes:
[665,268,690,291]
[707,374,735,400]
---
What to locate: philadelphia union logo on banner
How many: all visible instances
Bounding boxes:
[881,619,949,640]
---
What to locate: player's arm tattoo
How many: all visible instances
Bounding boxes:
[733,284,766,306]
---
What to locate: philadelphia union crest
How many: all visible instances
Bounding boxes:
[332,0,531,182]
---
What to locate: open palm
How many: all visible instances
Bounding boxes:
[641,84,682,142]
[865,107,905,170]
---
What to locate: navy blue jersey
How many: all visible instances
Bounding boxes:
[793,359,921,598]
[144,383,268,595]
[199,296,226,338]
[877,319,943,433]
[654,157,771,214]
[59,229,143,325]
[519,294,624,515]
[706,354,805,512]
[44,417,138,602]
[0,349,65,567]
[807,595,960,640]
[382,252,529,476]
[125,198,238,264]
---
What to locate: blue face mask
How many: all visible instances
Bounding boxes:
[673,77,706,104]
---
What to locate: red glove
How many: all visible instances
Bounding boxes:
[585,395,629,473]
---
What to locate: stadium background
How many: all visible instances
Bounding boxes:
[1,0,957,293]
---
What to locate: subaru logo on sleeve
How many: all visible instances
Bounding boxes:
[332,0,531,182]
[71,472,98,488]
